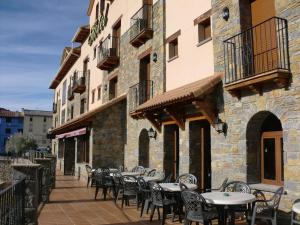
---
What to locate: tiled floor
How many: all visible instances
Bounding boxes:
[38,171,283,225]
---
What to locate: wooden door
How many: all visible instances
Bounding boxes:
[251,0,277,74]
[189,120,211,190]
[164,125,179,181]
[139,55,151,104]
[112,21,121,55]
[261,131,283,185]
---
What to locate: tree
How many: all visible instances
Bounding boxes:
[6,133,37,155]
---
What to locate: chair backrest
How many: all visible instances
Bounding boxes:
[223,181,251,193]
[131,166,138,172]
[94,170,112,186]
[149,182,164,205]
[154,171,165,180]
[118,165,124,172]
[122,175,138,193]
[164,173,172,183]
[181,190,205,216]
[85,165,92,175]
[135,166,145,174]
[147,169,156,177]
[112,172,123,187]
[137,177,149,191]
[269,187,284,209]
[101,167,110,174]
[219,177,229,191]
[177,173,197,184]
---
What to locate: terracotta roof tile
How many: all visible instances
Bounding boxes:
[135,73,223,112]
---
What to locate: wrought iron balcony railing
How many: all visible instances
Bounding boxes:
[129,4,153,47]
[224,17,290,86]
[97,36,119,70]
[73,71,88,93]
[129,80,153,112]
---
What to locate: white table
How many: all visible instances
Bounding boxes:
[202,192,256,225]
[142,176,162,182]
[121,172,141,176]
[159,183,197,192]
[293,202,300,214]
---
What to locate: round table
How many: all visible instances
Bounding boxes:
[121,172,141,176]
[202,192,256,225]
[293,202,300,214]
[159,183,197,192]
[142,176,162,182]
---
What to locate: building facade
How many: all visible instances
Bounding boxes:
[0,108,23,154]
[22,109,52,149]
[49,0,300,211]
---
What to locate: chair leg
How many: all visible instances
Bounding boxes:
[140,199,145,217]
[150,205,156,222]
[95,187,99,200]
[87,177,90,188]
[162,206,166,225]
[103,188,107,200]
[184,219,190,225]
[122,195,125,208]
[157,206,161,220]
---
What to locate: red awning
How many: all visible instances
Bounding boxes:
[55,128,86,139]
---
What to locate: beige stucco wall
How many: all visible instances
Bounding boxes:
[165,0,214,91]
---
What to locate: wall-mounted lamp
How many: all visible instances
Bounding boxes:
[104,84,108,91]
[148,127,157,139]
[222,7,230,21]
[152,52,158,63]
[214,117,227,134]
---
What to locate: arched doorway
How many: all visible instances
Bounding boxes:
[246,111,283,185]
[138,129,150,167]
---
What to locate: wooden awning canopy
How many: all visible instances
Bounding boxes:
[72,25,90,43]
[50,94,127,135]
[130,73,223,132]
[49,47,81,89]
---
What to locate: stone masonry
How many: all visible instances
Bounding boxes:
[211,0,300,211]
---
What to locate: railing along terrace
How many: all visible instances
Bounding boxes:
[129,80,153,112]
[224,17,289,84]
[129,4,153,41]
[98,35,119,63]
[0,179,25,225]
[72,71,87,92]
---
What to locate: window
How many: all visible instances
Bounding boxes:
[6,117,11,123]
[30,117,33,122]
[95,3,99,20]
[80,99,85,114]
[70,105,74,119]
[61,109,65,124]
[91,89,95,103]
[43,117,47,122]
[62,80,67,105]
[97,85,102,100]
[77,136,89,163]
[109,77,118,100]
[100,0,105,14]
[5,128,11,134]
[169,38,178,60]
[198,18,211,43]
[93,46,97,59]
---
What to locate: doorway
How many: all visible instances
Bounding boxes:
[112,20,121,56]
[138,129,150,167]
[139,55,151,105]
[164,124,179,181]
[64,138,76,175]
[189,120,211,190]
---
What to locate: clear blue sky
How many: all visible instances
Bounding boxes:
[0,0,88,111]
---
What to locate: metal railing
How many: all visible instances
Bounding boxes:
[224,17,290,84]
[129,4,153,41]
[98,35,119,64]
[72,71,87,92]
[0,179,25,225]
[67,85,74,100]
[129,80,153,112]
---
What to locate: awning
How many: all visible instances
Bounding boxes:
[133,73,223,113]
[55,128,86,139]
[130,73,223,131]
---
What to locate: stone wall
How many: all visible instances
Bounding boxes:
[0,159,13,182]
[211,0,300,211]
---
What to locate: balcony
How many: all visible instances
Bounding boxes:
[73,71,88,93]
[53,103,57,113]
[97,36,119,70]
[129,4,153,47]
[129,80,153,113]
[67,85,74,101]
[224,17,290,97]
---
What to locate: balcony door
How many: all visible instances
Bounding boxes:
[139,54,151,105]
[251,0,277,74]
[112,20,121,56]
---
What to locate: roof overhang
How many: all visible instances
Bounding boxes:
[130,73,223,132]
[50,94,127,135]
[72,25,90,43]
[49,47,81,89]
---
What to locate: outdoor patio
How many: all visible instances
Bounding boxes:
[38,170,289,225]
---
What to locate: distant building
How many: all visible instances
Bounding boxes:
[0,108,23,154]
[22,109,52,149]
